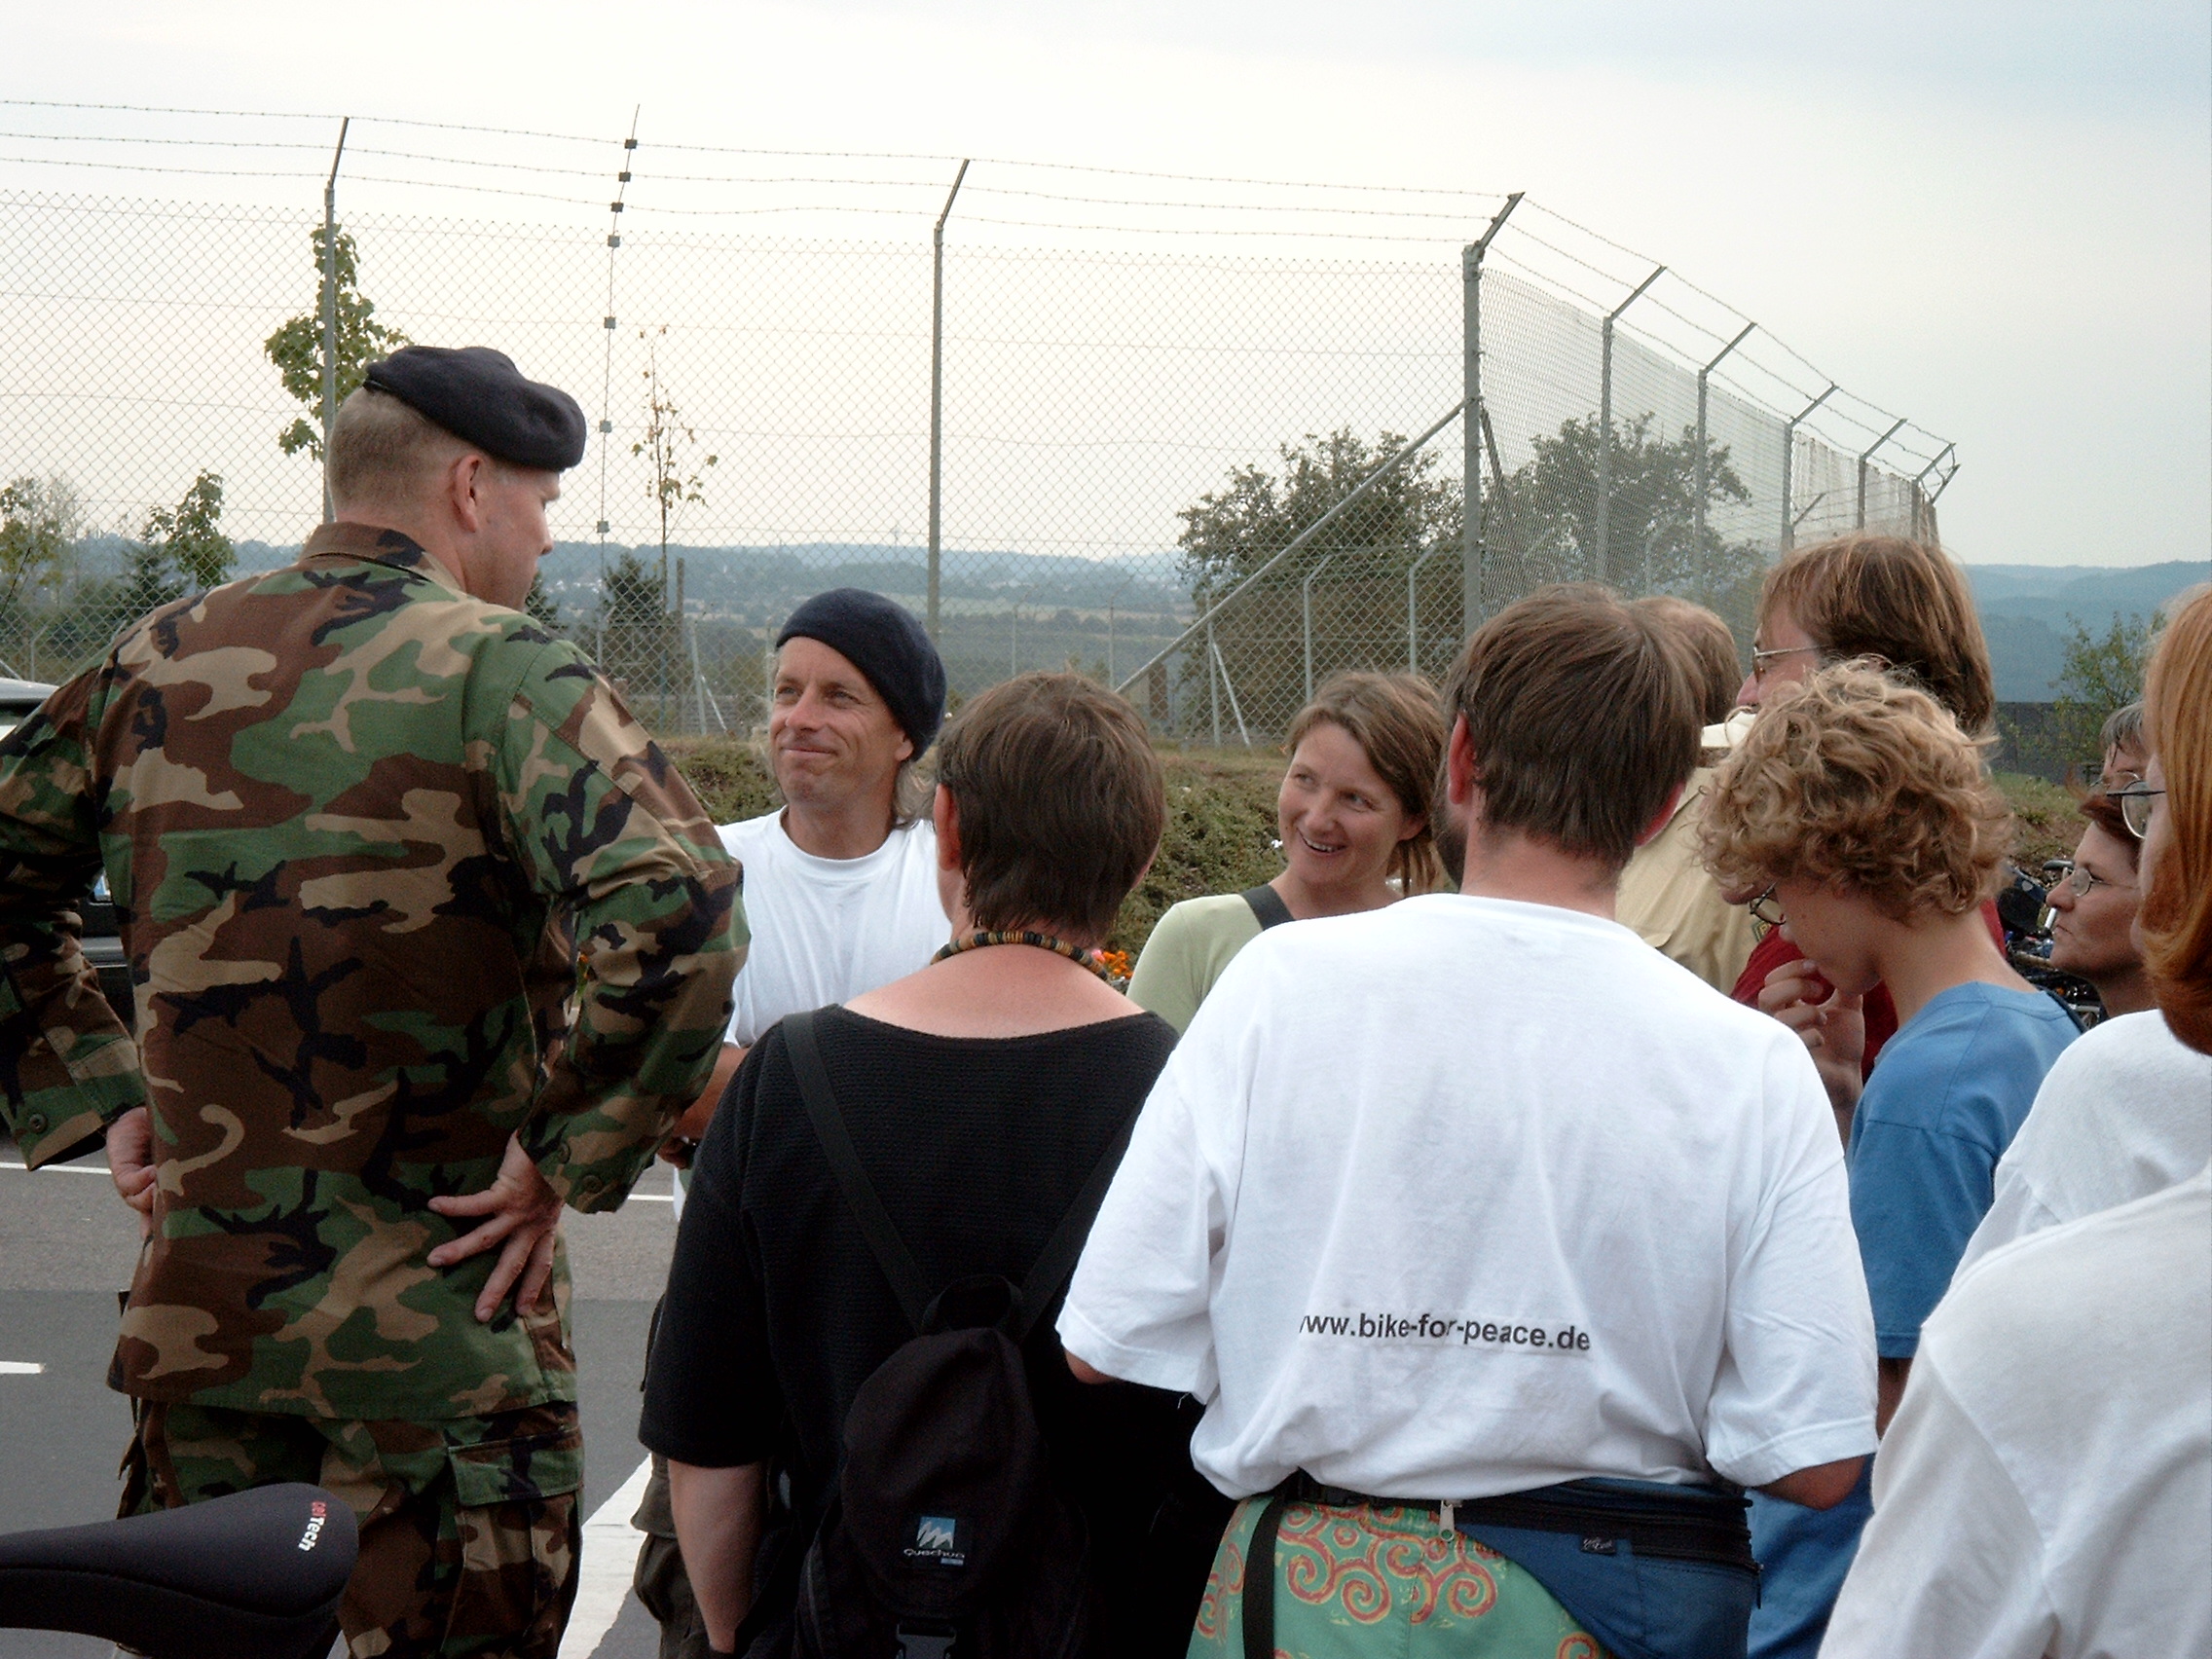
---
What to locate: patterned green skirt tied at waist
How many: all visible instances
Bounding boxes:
[1191,1473,1757,1659]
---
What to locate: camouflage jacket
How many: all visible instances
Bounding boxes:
[0,523,743,1419]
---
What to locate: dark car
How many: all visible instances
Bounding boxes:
[0,677,132,1024]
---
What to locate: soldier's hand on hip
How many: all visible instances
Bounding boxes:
[106,1107,158,1239]
[426,1133,566,1322]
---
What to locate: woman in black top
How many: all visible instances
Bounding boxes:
[642,672,1227,1656]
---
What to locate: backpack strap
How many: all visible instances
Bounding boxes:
[1010,1105,1138,1343]
[1240,883,1295,932]
[784,1009,935,1334]
[787,1009,1137,1345]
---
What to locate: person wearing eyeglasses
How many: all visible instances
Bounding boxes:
[1702,661,2076,1659]
[1954,679,2212,1275]
[2046,791,2155,1020]
[1725,535,2005,1144]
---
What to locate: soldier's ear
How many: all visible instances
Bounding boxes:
[447,453,492,535]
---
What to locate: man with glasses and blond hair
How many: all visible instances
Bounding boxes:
[1726,534,2004,1115]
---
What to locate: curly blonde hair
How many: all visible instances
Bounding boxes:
[1701,662,2011,920]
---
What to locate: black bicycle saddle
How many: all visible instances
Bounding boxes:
[0,1482,356,1659]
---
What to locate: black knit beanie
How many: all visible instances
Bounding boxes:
[776,588,948,753]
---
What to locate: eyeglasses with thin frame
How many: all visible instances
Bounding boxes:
[2110,781,2165,840]
[1749,644,1822,682]
[1748,885,1786,929]
[2049,860,2133,900]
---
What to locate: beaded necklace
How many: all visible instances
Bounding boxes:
[933,929,1115,983]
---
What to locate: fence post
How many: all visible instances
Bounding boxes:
[1695,322,1755,557]
[1206,619,1221,747]
[1910,444,1956,541]
[593,111,640,663]
[1459,193,1521,632]
[1302,554,1335,702]
[1780,384,1837,552]
[1595,263,1664,584]
[927,159,971,645]
[319,117,350,524]
[1855,416,1908,529]
[1407,545,1441,672]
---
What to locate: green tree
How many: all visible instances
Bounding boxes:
[523,572,562,631]
[595,550,677,703]
[1177,427,1458,612]
[262,225,409,461]
[117,472,236,617]
[1490,413,1761,601]
[2048,612,2152,773]
[0,474,83,618]
[1174,429,1461,733]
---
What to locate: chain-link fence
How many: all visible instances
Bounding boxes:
[0,113,1956,744]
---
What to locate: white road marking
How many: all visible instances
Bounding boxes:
[559,1455,655,1658]
[624,1193,673,1203]
[0,1361,46,1375]
[0,1161,111,1174]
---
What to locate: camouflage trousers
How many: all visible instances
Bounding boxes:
[124,1397,583,1659]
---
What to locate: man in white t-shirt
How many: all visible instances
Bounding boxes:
[637,587,951,1659]
[1062,587,1874,1656]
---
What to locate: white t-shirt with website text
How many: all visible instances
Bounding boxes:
[1059,893,1877,1501]
[672,811,947,1217]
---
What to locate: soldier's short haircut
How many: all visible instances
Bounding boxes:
[326,386,475,511]
[936,672,1164,942]
[1440,584,1701,872]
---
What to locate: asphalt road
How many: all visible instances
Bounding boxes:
[0,1139,682,1659]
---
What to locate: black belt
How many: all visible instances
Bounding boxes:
[1243,1471,1754,1659]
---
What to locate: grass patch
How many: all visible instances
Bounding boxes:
[1998,772,2084,871]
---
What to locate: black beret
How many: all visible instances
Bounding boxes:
[777,589,948,754]
[361,346,587,472]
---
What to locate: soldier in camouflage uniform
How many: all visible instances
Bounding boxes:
[0,346,744,1658]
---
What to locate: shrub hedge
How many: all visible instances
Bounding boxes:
[665,739,2081,958]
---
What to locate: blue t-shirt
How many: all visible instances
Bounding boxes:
[1749,982,2076,1659]
[1848,981,2078,1359]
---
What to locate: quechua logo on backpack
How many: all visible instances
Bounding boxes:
[903,1514,969,1568]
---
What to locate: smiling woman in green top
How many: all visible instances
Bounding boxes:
[1128,672,1447,1032]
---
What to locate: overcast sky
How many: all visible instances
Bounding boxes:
[9,0,2209,568]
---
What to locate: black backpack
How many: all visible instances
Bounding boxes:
[774,1009,1135,1659]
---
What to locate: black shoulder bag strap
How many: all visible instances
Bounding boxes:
[1009,1102,1137,1341]
[784,1009,936,1334]
[1240,883,1294,932]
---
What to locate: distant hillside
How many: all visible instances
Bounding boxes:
[220,539,2208,705]
[1962,561,2207,701]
